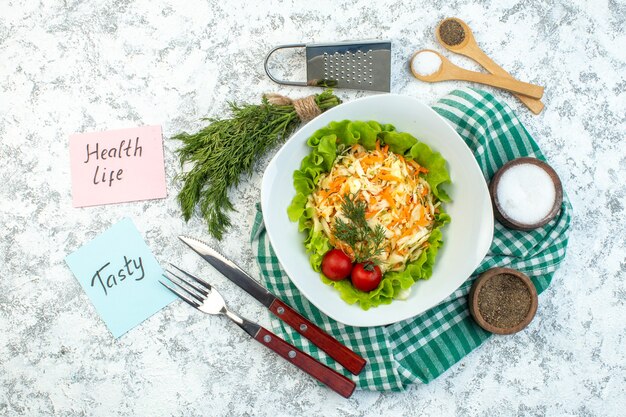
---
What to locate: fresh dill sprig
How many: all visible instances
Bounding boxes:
[333,194,386,263]
[173,90,341,240]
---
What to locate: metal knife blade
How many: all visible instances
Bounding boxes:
[178,235,275,307]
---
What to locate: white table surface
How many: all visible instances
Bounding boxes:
[1,1,624,416]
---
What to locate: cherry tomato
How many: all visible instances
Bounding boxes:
[321,249,353,281]
[351,262,382,292]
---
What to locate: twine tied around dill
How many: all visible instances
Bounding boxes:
[264,93,322,123]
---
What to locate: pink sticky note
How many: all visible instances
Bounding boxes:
[70,125,167,207]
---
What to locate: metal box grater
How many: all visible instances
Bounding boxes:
[264,40,392,92]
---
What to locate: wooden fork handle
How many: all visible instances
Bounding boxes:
[254,327,356,398]
[269,299,366,375]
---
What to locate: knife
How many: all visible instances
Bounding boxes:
[179,235,367,375]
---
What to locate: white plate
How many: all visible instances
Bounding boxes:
[261,94,493,327]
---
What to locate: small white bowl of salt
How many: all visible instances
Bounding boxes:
[489,157,563,230]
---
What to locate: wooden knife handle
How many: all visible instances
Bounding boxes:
[269,299,367,375]
[254,327,356,398]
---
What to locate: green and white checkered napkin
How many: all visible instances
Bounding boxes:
[250,88,572,391]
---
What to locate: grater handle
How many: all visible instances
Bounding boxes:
[264,44,308,87]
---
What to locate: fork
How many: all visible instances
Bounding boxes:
[161,264,356,398]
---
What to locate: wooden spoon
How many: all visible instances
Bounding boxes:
[436,18,545,114]
[410,50,544,100]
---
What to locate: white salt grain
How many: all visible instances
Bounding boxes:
[411,51,442,76]
[496,163,556,225]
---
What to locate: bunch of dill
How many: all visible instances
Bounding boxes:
[173,90,341,240]
[333,194,386,263]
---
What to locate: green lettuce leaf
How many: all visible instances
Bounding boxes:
[379,131,416,154]
[304,230,332,272]
[287,120,452,310]
[408,142,451,202]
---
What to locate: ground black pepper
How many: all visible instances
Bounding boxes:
[439,19,466,46]
[477,274,531,328]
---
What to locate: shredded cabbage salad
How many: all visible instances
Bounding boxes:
[288,120,451,310]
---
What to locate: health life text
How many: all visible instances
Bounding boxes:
[84,137,143,187]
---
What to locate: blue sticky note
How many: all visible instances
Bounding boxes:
[65,218,175,338]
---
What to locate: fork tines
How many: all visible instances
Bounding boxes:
[161,264,212,308]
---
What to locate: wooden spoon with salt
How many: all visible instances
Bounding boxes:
[436,17,545,114]
[410,50,544,100]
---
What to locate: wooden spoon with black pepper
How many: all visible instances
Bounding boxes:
[436,18,545,114]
